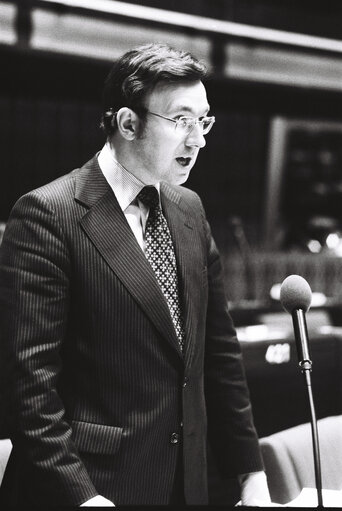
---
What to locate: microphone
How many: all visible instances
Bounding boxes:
[280,275,323,506]
[280,275,312,370]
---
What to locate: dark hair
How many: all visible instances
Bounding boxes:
[100,43,207,137]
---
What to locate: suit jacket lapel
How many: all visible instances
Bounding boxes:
[75,157,183,358]
[161,183,203,369]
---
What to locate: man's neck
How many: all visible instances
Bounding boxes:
[107,137,157,186]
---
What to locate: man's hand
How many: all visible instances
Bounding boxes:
[238,471,272,506]
[80,495,115,506]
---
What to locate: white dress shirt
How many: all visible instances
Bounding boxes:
[97,142,160,252]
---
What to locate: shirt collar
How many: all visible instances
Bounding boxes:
[97,142,160,211]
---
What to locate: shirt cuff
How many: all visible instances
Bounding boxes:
[238,471,271,505]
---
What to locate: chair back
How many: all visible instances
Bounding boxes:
[260,415,342,504]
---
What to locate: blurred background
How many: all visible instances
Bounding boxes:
[2,0,342,304]
[2,0,342,441]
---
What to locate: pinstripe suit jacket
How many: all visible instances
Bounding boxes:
[0,156,263,506]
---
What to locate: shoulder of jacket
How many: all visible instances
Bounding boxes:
[36,169,79,196]
[171,184,203,206]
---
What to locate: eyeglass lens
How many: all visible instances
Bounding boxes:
[177,117,214,135]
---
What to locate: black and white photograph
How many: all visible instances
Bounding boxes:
[1,0,342,507]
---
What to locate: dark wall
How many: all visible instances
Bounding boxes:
[0,48,106,220]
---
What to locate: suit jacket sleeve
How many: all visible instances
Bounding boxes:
[0,191,98,505]
[199,201,264,477]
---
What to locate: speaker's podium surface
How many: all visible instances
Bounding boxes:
[232,302,342,437]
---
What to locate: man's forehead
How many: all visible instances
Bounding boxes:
[148,81,209,113]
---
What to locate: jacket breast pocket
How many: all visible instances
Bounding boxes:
[71,420,123,455]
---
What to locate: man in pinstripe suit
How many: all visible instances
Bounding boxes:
[0,44,270,506]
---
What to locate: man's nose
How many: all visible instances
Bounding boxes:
[185,124,206,148]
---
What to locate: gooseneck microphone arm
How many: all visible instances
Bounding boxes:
[281,275,323,507]
[303,368,323,508]
[292,309,312,371]
[291,308,322,507]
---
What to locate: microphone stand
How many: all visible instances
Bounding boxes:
[292,309,323,507]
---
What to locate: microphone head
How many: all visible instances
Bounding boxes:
[280,274,312,313]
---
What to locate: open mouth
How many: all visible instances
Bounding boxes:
[176,157,191,167]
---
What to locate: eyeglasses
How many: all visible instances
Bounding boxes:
[146,110,215,135]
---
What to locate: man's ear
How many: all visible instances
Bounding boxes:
[116,107,140,140]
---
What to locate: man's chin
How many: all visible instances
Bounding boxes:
[172,176,188,186]
[173,169,192,186]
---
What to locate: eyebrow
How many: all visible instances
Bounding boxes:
[170,104,211,116]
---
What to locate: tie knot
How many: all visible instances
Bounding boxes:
[137,186,159,209]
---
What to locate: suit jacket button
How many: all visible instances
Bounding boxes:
[170,432,180,444]
[183,376,189,387]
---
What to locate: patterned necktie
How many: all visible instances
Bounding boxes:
[137,186,185,351]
